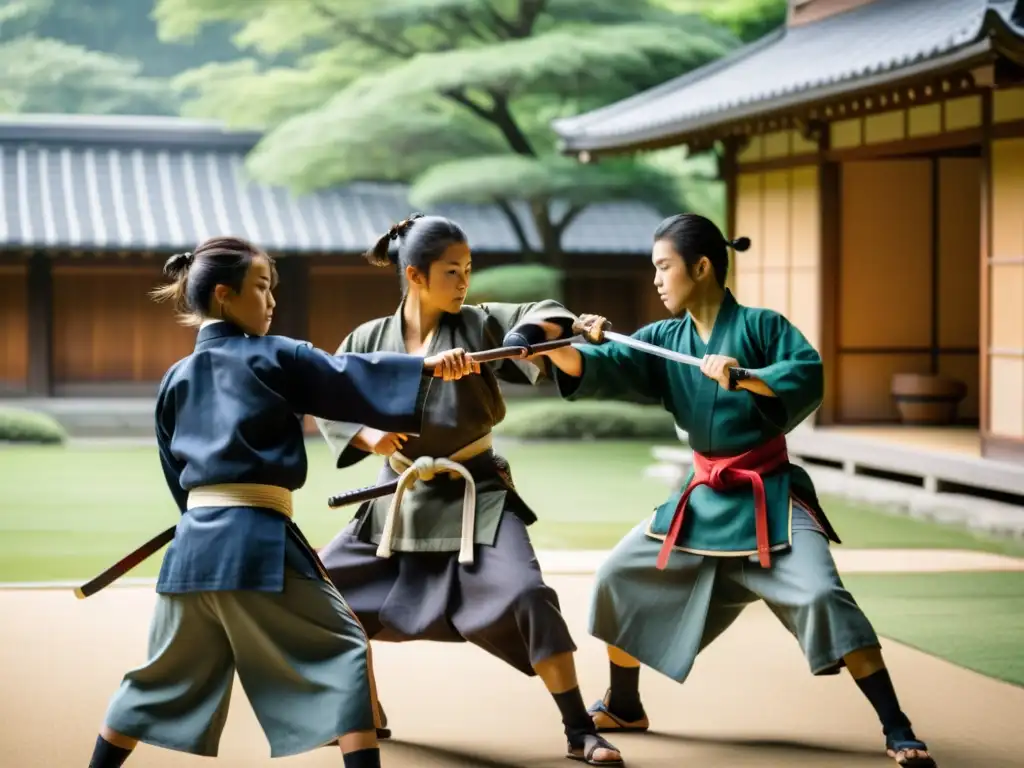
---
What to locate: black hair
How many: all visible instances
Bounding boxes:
[150,236,278,326]
[364,213,468,290]
[652,213,750,287]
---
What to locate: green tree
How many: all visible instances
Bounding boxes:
[0,0,177,114]
[156,0,740,262]
[652,0,787,43]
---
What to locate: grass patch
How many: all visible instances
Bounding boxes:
[842,571,1024,688]
[0,440,1021,583]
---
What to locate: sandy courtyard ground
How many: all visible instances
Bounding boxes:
[2,572,1023,768]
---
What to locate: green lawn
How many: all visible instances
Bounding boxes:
[2,440,1023,686]
[842,571,1024,688]
[1,439,1023,583]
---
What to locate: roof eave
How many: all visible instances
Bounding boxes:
[558,37,997,157]
[550,28,787,140]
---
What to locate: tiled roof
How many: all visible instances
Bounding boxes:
[0,115,663,255]
[553,0,1024,152]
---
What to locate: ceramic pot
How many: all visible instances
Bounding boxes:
[890,373,967,425]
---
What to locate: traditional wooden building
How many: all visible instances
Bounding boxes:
[0,114,665,399]
[552,0,1024,463]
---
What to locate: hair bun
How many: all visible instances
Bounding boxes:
[388,212,426,242]
[163,251,194,278]
[728,237,751,253]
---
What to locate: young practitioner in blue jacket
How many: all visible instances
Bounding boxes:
[86,236,478,768]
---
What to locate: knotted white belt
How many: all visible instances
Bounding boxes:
[186,483,294,519]
[377,433,494,565]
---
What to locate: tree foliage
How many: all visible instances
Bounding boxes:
[157,0,747,259]
[0,35,174,116]
[0,0,236,115]
[651,0,786,43]
[412,155,678,210]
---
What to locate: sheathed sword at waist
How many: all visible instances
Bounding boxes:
[327,479,400,508]
[75,483,296,600]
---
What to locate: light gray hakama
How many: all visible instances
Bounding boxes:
[590,505,881,683]
[103,568,375,758]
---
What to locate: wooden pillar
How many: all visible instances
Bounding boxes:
[723,139,739,294]
[270,256,310,341]
[979,90,995,458]
[26,253,53,396]
[818,160,841,426]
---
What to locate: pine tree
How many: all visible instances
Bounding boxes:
[157,0,741,261]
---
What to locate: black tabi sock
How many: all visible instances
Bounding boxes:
[87,736,132,768]
[342,747,381,768]
[854,668,912,735]
[552,686,596,739]
[607,662,645,721]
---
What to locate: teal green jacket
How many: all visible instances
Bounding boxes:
[555,290,839,556]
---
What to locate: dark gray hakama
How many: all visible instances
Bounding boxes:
[320,501,576,676]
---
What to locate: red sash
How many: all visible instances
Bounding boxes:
[656,434,789,571]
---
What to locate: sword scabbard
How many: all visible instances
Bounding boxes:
[327,479,401,508]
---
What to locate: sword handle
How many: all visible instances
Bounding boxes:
[572,318,614,343]
[728,367,752,390]
[468,336,580,364]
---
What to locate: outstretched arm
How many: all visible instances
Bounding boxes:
[542,315,665,405]
[291,343,475,450]
[313,333,399,469]
[480,299,578,385]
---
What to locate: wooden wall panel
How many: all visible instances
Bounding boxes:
[838,353,932,422]
[936,156,982,423]
[51,266,195,383]
[831,118,862,149]
[944,95,982,131]
[0,267,28,391]
[788,269,821,350]
[565,276,641,332]
[988,264,1023,350]
[789,167,820,269]
[838,160,932,421]
[988,138,1024,440]
[761,170,791,317]
[639,280,671,326]
[762,130,791,159]
[307,270,400,355]
[732,167,821,350]
[989,356,1024,438]
[864,110,905,144]
[938,158,982,348]
[762,171,790,269]
[840,160,933,349]
[993,87,1024,123]
[736,135,764,165]
[908,104,942,137]
[734,172,763,305]
[788,167,821,350]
